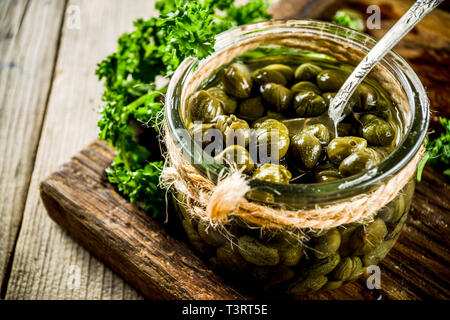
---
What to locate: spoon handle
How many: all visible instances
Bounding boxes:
[328,0,443,122]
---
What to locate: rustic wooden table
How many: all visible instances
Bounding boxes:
[0,0,449,300]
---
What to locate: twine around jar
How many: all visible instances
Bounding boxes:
[161,124,425,230]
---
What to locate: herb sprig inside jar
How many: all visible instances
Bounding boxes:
[186,53,403,184]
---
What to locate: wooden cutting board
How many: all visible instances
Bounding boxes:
[40,0,450,300]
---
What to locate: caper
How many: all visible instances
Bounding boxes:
[307,252,341,277]
[268,236,303,266]
[301,124,331,144]
[252,164,292,184]
[251,265,295,286]
[216,242,249,272]
[291,81,321,95]
[314,229,341,259]
[181,220,212,255]
[190,123,218,148]
[354,83,378,112]
[207,87,238,114]
[291,132,322,169]
[322,280,343,291]
[331,257,354,281]
[294,63,322,81]
[214,145,255,173]
[238,235,280,266]
[254,119,290,160]
[315,164,342,183]
[362,239,396,266]
[326,136,367,164]
[222,62,253,98]
[188,90,224,123]
[316,69,348,92]
[293,91,327,117]
[288,275,328,295]
[338,148,381,177]
[263,64,294,82]
[338,224,359,256]
[351,218,388,255]
[252,68,287,86]
[197,221,227,247]
[215,115,250,147]
[359,114,395,146]
[238,96,265,121]
[337,122,357,136]
[260,83,293,112]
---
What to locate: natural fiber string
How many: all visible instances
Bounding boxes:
[161,125,425,230]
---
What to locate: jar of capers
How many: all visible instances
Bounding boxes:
[165,21,429,297]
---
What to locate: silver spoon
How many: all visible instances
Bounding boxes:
[283,0,443,136]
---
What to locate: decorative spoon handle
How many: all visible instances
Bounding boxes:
[328,0,443,123]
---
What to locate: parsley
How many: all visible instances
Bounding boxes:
[333,9,365,32]
[96,0,271,216]
[417,117,450,182]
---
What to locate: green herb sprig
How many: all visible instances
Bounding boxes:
[96,0,271,217]
[417,117,450,182]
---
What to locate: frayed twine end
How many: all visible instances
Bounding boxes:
[206,172,250,222]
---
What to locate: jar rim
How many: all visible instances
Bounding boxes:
[165,20,429,206]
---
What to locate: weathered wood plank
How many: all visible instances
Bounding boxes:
[39,141,248,300]
[4,0,163,300]
[0,0,66,295]
[39,140,450,300]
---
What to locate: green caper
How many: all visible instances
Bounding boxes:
[238,96,265,121]
[362,239,396,266]
[294,63,322,81]
[338,148,381,177]
[316,69,348,92]
[215,115,250,147]
[260,83,293,112]
[181,220,212,255]
[293,91,327,117]
[222,62,253,98]
[252,164,292,184]
[359,114,395,146]
[288,275,328,295]
[291,132,322,169]
[251,265,295,286]
[322,280,343,291]
[197,221,227,247]
[291,81,321,95]
[354,84,378,112]
[301,124,331,144]
[314,229,342,259]
[238,235,280,266]
[268,236,303,266]
[307,252,341,277]
[254,119,290,160]
[331,257,354,281]
[252,68,287,86]
[337,122,357,136]
[188,90,224,123]
[214,145,255,173]
[265,111,287,121]
[347,257,365,281]
[315,164,342,183]
[207,87,238,114]
[263,64,294,82]
[190,123,218,148]
[216,242,249,272]
[326,136,367,164]
[351,218,388,255]
[338,224,359,256]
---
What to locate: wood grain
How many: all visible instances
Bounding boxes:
[3,0,161,300]
[39,140,450,300]
[40,141,247,300]
[0,0,66,295]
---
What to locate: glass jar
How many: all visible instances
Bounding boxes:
[165,20,429,296]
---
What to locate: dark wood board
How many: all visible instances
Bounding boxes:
[40,0,450,300]
[40,141,449,300]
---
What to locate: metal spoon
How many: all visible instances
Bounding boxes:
[283,0,443,136]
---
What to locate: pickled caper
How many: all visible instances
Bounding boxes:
[291,132,323,169]
[222,62,253,98]
[260,83,293,112]
[294,63,322,81]
[188,90,224,123]
[327,137,367,165]
[252,164,292,184]
[238,96,265,121]
[214,145,255,173]
[359,114,395,146]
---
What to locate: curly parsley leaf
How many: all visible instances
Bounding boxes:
[417,117,450,182]
[96,0,271,216]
